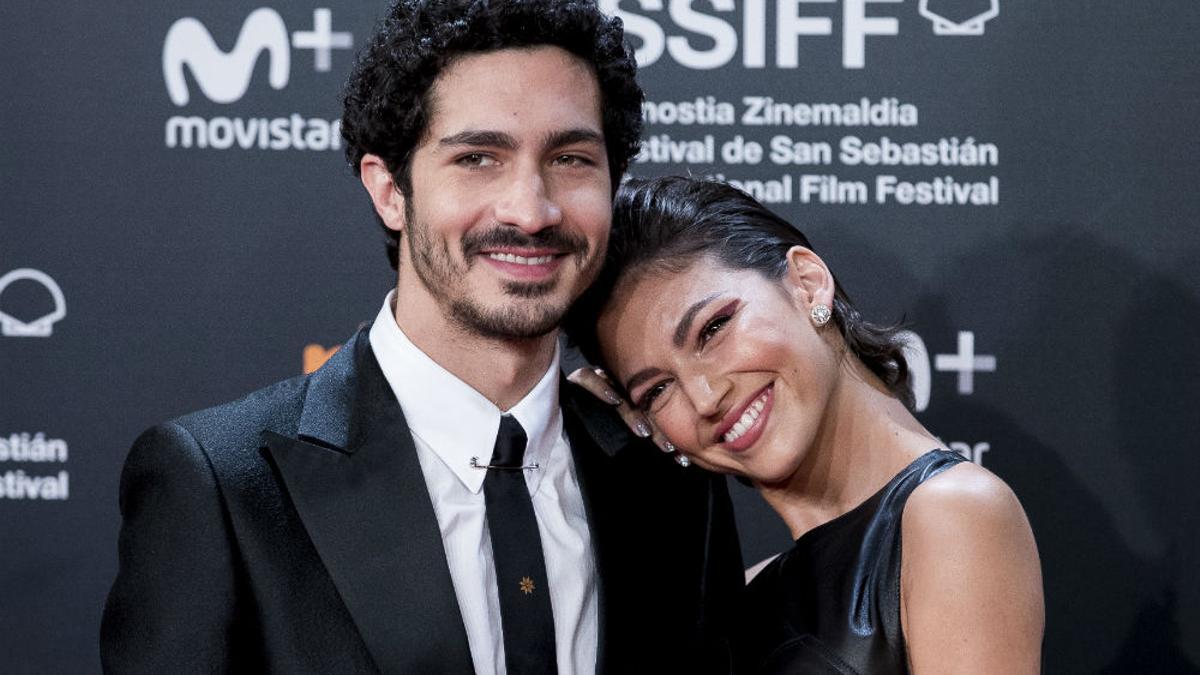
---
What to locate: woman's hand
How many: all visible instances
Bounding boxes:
[566,366,674,452]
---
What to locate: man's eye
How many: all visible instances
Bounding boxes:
[637,381,670,411]
[457,153,496,167]
[553,154,591,167]
[699,315,731,346]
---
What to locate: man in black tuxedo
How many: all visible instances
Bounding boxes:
[100,2,743,673]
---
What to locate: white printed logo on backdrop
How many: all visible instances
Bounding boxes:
[162,7,352,151]
[0,268,66,338]
[919,0,1000,36]
[163,8,291,107]
[899,329,996,466]
[0,433,70,501]
[628,0,1007,209]
[603,0,1000,70]
[898,329,997,407]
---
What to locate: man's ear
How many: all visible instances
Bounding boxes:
[360,154,406,233]
[783,245,836,310]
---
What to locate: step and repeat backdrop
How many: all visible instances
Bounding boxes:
[3,1,1198,672]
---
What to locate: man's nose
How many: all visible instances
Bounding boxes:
[494,164,563,233]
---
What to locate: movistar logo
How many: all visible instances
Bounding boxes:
[162,7,352,107]
[163,8,291,106]
[161,8,352,151]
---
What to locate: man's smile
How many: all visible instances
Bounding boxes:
[479,248,567,281]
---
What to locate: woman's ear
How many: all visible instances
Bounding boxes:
[360,154,406,233]
[783,245,836,311]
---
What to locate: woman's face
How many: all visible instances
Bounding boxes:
[596,249,842,484]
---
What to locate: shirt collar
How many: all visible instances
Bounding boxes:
[368,291,562,494]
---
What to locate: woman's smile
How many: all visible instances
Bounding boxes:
[714,383,774,453]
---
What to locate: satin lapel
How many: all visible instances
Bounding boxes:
[264,330,473,674]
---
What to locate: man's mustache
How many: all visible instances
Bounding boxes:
[462,227,590,260]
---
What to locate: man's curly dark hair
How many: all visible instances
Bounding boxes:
[341,0,644,269]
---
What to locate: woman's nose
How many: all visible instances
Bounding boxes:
[688,373,729,420]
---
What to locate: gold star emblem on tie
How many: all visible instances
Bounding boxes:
[519,576,536,595]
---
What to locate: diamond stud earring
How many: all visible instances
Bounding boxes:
[810,303,831,326]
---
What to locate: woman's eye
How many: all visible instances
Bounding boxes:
[637,381,669,411]
[699,315,731,346]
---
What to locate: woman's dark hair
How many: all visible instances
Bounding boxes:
[341,0,644,269]
[568,176,915,409]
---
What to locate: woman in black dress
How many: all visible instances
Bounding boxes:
[569,176,1044,673]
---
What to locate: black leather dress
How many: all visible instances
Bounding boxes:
[735,450,966,674]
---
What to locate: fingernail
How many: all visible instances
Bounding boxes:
[603,390,622,405]
[662,440,676,453]
[634,421,651,438]
[593,367,607,377]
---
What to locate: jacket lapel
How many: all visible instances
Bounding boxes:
[562,379,736,674]
[263,330,474,674]
[560,380,635,675]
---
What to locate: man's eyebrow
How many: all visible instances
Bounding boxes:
[544,128,604,149]
[673,293,721,348]
[438,130,517,149]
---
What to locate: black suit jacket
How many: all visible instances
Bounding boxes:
[101,328,744,674]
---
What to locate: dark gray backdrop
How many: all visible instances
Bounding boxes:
[2,1,1197,672]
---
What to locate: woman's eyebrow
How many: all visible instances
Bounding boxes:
[673,293,721,347]
[625,367,665,396]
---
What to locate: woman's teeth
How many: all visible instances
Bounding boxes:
[723,390,769,443]
[487,253,555,265]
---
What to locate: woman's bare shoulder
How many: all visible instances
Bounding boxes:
[904,459,1024,530]
[899,458,1044,674]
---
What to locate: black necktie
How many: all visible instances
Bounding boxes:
[483,415,558,675]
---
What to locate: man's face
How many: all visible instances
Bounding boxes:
[397,46,612,340]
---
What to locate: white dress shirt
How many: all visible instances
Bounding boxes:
[368,292,598,675]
